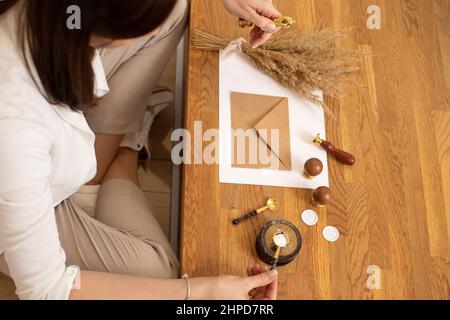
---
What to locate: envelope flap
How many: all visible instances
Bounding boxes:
[254,98,292,170]
[230,92,286,130]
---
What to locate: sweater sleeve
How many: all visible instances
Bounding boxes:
[0,117,77,300]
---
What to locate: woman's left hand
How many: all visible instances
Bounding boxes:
[219,0,281,48]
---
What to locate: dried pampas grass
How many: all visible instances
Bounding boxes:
[192,29,362,111]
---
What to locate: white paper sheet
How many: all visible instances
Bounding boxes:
[219,51,329,189]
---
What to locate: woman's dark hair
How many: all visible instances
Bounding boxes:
[0,0,177,111]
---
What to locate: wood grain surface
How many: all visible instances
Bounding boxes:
[180,0,450,299]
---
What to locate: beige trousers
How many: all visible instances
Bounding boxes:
[56,180,179,279]
[56,0,188,279]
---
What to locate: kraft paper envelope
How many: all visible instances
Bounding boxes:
[231,92,292,170]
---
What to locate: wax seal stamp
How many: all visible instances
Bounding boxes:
[304,158,324,179]
[312,186,331,208]
[313,134,356,166]
[232,198,279,225]
[256,220,302,267]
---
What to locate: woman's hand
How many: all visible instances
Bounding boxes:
[219,0,281,48]
[247,264,278,300]
[190,264,278,300]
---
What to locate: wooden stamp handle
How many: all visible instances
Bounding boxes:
[320,140,356,166]
[233,210,258,225]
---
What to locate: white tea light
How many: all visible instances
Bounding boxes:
[301,209,319,226]
[323,226,340,242]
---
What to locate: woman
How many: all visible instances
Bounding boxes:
[0,0,281,300]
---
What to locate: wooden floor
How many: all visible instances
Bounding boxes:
[181,0,450,299]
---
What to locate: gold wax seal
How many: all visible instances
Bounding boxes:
[273,16,296,28]
[238,18,254,28]
[238,16,296,29]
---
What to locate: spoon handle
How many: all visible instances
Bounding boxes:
[232,210,258,225]
[270,246,281,270]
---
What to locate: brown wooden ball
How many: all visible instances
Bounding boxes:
[304,158,324,178]
[313,186,331,206]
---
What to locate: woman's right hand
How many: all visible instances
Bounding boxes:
[190,264,278,300]
[219,0,281,48]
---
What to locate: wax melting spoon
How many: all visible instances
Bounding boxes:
[270,233,289,270]
[232,199,279,225]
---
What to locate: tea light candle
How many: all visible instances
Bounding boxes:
[301,209,319,226]
[256,220,302,267]
[323,226,340,242]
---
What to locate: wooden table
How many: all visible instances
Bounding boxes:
[180,0,449,299]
